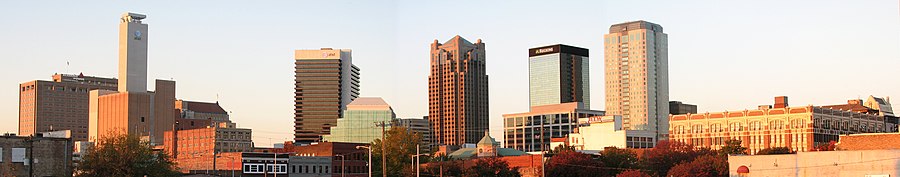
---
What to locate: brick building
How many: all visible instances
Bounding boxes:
[291,142,369,177]
[165,122,253,172]
[0,134,73,177]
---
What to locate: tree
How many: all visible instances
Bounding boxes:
[464,157,521,177]
[371,126,423,177]
[616,169,652,177]
[422,160,464,177]
[551,144,576,154]
[546,150,605,177]
[599,147,639,176]
[666,155,728,177]
[755,147,793,155]
[640,140,716,177]
[718,139,748,155]
[814,140,837,151]
[76,133,179,177]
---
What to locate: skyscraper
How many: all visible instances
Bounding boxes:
[89,13,176,145]
[604,21,669,138]
[428,35,489,146]
[528,44,590,109]
[294,48,360,144]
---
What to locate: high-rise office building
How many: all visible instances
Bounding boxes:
[429,35,489,146]
[89,13,176,145]
[604,21,669,138]
[294,48,360,144]
[528,44,590,109]
[19,73,117,141]
[322,97,395,143]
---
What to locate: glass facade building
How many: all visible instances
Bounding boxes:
[322,97,395,144]
[502,103,604,152]
[528,44,590,109]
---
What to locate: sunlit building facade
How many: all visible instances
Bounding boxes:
[528,44,590,109]
[322,97,395,143]
[669,96,898,154]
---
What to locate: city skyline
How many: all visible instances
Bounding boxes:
[1,1,899,145]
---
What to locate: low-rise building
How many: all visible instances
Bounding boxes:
[288,156,332,177]
[565,115,658,150]
[177,100,231,124]
[670,96,897,154]
[164,122,253,173]
[502,102,605,152]
[291,142,369,177]
[0,134,73,177]
[448,133,527,159]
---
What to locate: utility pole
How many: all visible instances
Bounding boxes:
[541,119,545,177]
[357,146,372,177]
[377,121,388,177]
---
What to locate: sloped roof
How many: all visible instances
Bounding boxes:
[346,97,392,111]
[182,101,227,114]
[477,133,497,146]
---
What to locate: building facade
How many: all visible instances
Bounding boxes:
[288,156,332,177]
[165,122,253,173]
[669,101,697,115]
[728,150,900,177]
[19,73,117,141]
[502,102,604,152]
[528,44,590,109]
[669,97,898,154]
[429,35,489,146]
[566,115,657,150]
[294,48,360,144]
[604,21,669,138]
[291,142,369,177]
[0,135,73,177]
[322,97,395,143]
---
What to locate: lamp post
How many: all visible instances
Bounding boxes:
[335,154,345,177]
[356,146,372,177]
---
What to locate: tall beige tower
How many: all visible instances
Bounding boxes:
[604,21,669,138]
[89,13,176,145]
[118,12,148,93]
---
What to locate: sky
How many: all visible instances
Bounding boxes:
[0,0,898,146]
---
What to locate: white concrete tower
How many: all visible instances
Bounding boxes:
[118,12,148,93]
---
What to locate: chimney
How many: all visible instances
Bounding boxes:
[774,96,789,108]
[848,99,863,105]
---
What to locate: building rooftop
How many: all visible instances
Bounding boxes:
[346,97,392,110]
[179,100,227,114]
[837,133,900,151]
[609,20,663,33]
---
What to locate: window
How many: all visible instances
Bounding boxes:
[141,117,145,122]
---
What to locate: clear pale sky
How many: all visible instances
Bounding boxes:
[1,1,898,146]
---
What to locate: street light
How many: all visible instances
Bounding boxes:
[335,154,345,177]
[410,144,428,177]
[356,146,372,177]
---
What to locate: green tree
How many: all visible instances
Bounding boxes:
[600,147,639,176]
[551,144,576,154]
[464,157,521,177]
[718,139,748,155]
[371,126,424,177]
[76,133,179,177]
[755,147,793,155]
